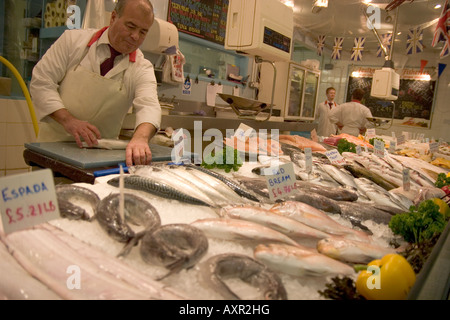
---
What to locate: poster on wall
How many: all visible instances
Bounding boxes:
[167,0,229,45]
[347,67,436,129]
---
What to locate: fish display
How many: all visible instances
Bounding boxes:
[199,253,287,300]
[140,224,208,280]
[317,237,397,264]
[107,175,213,207]
[96,193,161,256]
[254,243,355,277]
[55,184,100,221]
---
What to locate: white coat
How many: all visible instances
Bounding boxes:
[315,100,338,137]
[329,101,373,137]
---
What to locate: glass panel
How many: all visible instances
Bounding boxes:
[302,71,319,119]
[286,66,304,117]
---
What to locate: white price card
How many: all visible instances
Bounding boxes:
[0,169,60,234]
[325,149,346,166]
[374,139,385,158]
[234,123,255,142]
[429,142,438,154]
[403,168,411,192]
[304,148,313,173]
[356,145,362,155]
[397,135,406,146]
[264,163,297,201]
[389,141,396,153]
[366,128,376,139]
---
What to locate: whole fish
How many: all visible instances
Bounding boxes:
[317,237,396,264]
[254,243,354,277]
[270,201,370,242]
[231,175,272,201]
[56,184,100,220]
[294,181,358,202]
[184,164,262,202]
[319,164,358,190]
[140,224,208,280]
[354,178,405,211]
[337,201,394,225]
[190,218,300,247]
[199,253,287,300]
[220,205,330,246]
[107,175,213,207]
[96,193,161,256]
[283,189,343,214]
[343,164,398,191]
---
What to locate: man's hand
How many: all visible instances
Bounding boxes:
[125,123,157,167]
[51,109,101,148]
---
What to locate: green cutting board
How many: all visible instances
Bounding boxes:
[25,142,174,169]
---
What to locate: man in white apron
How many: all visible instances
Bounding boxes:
[329,88,373,137]
[30,0,161,167]
[315,87,338,137]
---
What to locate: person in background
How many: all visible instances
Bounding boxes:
[315,87,338,137]
[30,0,161,167]
[329,88,373,136]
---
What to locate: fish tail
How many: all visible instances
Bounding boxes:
[117,233,145,258]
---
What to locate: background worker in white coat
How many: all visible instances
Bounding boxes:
[315,87,338,137]
[30,0,161,167]
[329,88,373,136]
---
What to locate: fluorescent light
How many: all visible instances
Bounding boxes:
[434,4,442,9]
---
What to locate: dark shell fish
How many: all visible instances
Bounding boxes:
[55,185,100,221]
[199,253,287,300]
[107,175,212,207]
[140,224,208,280]
[96,193,161,256]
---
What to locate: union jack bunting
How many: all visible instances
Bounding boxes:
[331,37,344,60]
[431,0,450,58]
[351,37,366,61]
[377,33,392,57]
[406,27,423,55]
[317,35,326,56]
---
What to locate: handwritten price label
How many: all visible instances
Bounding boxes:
[0,169,60,234]
[325,149,346,166]
[263,163,296,201]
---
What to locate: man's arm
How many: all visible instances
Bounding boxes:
[126,122,157,167]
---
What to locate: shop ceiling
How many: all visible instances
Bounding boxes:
[287,0,446,57]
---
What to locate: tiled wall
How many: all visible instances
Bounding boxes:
[0,98,37,177]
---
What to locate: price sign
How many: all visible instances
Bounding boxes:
[0,169,60,234]
[356,145,362,155]
[397,135,406,146]
[374,139,385,158]
[325,149,346,166]
[403,168,411,192]
[429,142,438,154]
[366,128,376,139]
[389,141,396,154]
[264,163,296,201]
[304,148,312,173]
[234,123,255,142]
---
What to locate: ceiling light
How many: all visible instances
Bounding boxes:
[280,0,294,7]
[362,0,372,4]
[434,4,442,9]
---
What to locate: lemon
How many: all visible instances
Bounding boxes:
[447,172,450,178]
[431,198,450,218]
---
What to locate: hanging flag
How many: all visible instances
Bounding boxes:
[438,63,447,77]
[406,27,423,55]
[431,0,450,58]
[420,60,428,73]
[351,37,366,61]
[331,37,344,60]
[377,33,392,57]
[317,35,326,56]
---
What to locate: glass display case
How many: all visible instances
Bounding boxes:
[285,62,320,121]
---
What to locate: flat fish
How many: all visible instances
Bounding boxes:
[199,253,287,300]
[56,184,100,221]
[254,243,355,277]
[107,175,213,207]
[140,224,208,280]
[96,193,161,256]
[191,218,300,247]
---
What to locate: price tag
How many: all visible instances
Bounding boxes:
[310,129,318,142]
[429,142,438,154]
[366,128,376,139]
[0,169,60,234]
[356,145,362,155]
[403,168,410,192]
[397,135,406,146]
[389,141,396,153]
[374,139,385,158]
[304,148,312,173]
[264,163,296,201]
[325,149,346,166]
[234,123,255,142]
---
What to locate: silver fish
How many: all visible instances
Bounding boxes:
[295,181,358,202]
[354,178,405,211]
[254,243,355,277]
[317,237,397,264]
[56,185,100,221]
[319,164,358,190]
[199,253,288,300]
[107,175,213,207]
[184,164,262,202]
[283,190,343,214]
[337,201,393,225]
[96,193,161,256]
[191,218,300,247]
[140,224,208,280]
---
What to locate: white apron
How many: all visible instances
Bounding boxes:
[37,37,129,142]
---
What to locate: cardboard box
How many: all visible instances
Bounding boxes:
[0,77,12,96]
